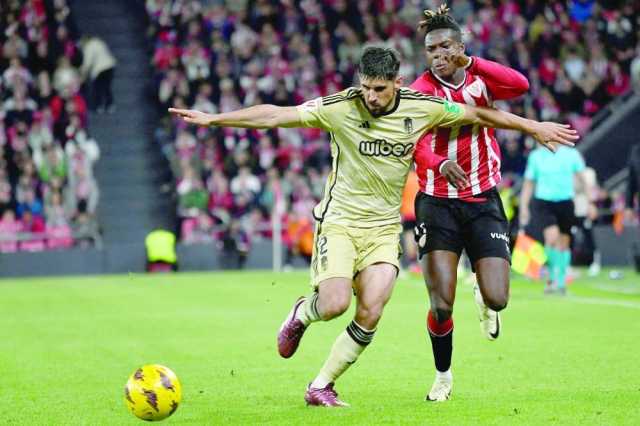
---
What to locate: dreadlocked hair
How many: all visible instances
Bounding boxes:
[418,3,461,37]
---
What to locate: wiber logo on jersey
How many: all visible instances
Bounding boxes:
[359,139,414,157]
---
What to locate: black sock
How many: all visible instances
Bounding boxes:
[427,310,453,372]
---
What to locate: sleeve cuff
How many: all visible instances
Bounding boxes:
[465,56,475,70]
[438,159,451,174]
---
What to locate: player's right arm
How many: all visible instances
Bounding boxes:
[168,105,303,129]
[458,104,579,152]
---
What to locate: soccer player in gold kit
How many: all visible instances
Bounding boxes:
[170,46,577,407]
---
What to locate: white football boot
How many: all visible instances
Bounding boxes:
[425,370,453,402]
[473,284,500,341]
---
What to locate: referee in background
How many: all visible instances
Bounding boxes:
[519,145,593,294]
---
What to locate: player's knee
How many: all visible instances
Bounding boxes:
[485,294,508,312]
[321,295,351,319]
[356,303,384,325]
[433,306,453,323]
[358,304,383,323]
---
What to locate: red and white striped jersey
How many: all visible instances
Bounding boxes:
[410,57,529,200]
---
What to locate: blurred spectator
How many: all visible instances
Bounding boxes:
[219,220,250,269]
[19,210,46,252]
[625,144,640,223]
[0,0,101,252]
[284,209,314,266]
[230,166,261,199]
[0,210,20,253]
[79,35,117,113]
[573,166,600,275]
[72,201,100,248]
[182,210,215,244]
[400,170,419,272]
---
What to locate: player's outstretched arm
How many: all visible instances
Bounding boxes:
[168,105,302,129]
[461,105,579,153]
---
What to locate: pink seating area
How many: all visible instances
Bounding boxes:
[0,0,101,252]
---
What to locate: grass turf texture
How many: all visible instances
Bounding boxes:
[1,269,639,425]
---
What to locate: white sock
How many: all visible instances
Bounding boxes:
[310,321,375,389]
[436,369,452,382]
[295,293,321,326]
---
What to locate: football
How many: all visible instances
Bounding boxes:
[124,364,182,421]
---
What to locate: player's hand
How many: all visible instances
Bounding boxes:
[441,160,470,189]
[529,122,579,153]
[168,108,213,126]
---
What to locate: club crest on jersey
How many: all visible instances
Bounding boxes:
[404,117,413,134]
[359,139,414,157]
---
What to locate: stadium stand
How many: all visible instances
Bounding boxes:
[0,0,101,252]
[145,0,638,263]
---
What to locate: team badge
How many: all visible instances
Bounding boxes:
[443,101,461,114]
[404,117,413,134]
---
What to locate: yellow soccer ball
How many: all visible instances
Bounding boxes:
[124,364,182,421]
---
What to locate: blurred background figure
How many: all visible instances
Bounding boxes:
[80,34,117,113]
[520,145,591,295]
[625,144,640,272]
[145,228,178,272]
[218,220,249,270]
[573,165,600,276]
[401,169,419,274]
[625,144,640,223]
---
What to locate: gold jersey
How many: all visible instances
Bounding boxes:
[297,87,466,227]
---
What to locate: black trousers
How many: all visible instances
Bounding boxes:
[93,68,114,109]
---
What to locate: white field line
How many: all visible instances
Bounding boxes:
[589,283,640,295]
[564,296,640,310]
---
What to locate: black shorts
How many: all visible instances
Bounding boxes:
[414,189,511,269]
[531,198,576,234]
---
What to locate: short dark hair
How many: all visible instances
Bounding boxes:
[418,4,462,42]
[357,46,401,81]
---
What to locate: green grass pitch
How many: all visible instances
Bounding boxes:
[1,269,639,425]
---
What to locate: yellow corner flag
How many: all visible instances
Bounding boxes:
[511,233,547,279]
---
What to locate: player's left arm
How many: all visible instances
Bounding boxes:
[459,104,579,152]
[456,54,529,100]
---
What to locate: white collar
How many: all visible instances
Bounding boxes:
[431,69,467,91]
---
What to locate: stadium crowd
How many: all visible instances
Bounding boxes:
[147,0,639,262]
[0,0,101,252]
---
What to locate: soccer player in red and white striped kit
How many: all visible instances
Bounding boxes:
[409,5,534,401]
